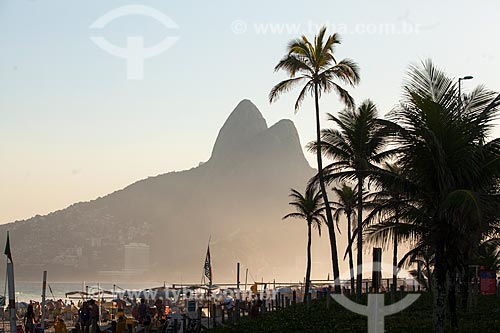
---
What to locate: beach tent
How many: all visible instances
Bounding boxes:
[65,291,90,299]
[91,290,113,296]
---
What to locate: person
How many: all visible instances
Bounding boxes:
[138,298,147,324]
[249,300,258,319]
[48,300,55,320]
[89,299,100,333]
[34,302,41,320]
[24,304,36,333]
[115,310,126,333]
[223,297,235,323]
[131,303,139,320]
[79,301,90,333]
[54,299,63,320]
[54,316,68,333]
[154,298,163,319]
[143,314,152,333]
[255,297,263,314]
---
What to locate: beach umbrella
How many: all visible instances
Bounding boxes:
[277,287,293,294]
[16,302,28,309]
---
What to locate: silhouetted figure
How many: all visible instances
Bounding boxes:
[89,300,99,333]
[25,304,36,333]
[138,298,147,324]
[79,302,90,333]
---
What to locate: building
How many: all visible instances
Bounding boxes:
[124,243,150,272]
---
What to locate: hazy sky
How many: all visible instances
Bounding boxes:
[1,0,499,224]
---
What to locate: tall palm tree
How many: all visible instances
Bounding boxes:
[270,26,360,291]
[331,183,358,292]
[283,185,325,303]
[387,59,500,332]
[310,99,394,300]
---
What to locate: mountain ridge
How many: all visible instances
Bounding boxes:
[1,100,325,282]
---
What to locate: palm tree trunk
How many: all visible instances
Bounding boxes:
[356,175,364,300]
[314,82,341,293]
[460,268,470,311]
[425,255,433,291]
[448,272,458,331]
[392,208,399,295]
[347,214,355,293]
[304,221,312,303]
[433,242,446,333]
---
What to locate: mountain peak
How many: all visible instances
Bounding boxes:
[210,99,268,160]
[2,99,316,281]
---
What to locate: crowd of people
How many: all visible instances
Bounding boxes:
[15,296,170,333]
[19,301,70,333]
[74,299,100,333]
[14,292,237,333]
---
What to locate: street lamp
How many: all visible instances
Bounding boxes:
[458,76,473,106]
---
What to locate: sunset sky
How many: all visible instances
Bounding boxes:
[1,0,499,223]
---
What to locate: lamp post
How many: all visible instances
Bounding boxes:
[458,75,473,106]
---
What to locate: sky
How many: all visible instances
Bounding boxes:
[1,0,499,224]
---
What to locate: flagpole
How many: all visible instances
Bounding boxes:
[3,259,7,333]
[4,232,16,333]
[208,236,212,286]
[7,262,15,333]
[41,271,47,332]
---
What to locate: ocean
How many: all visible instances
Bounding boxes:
[0,281,165,304]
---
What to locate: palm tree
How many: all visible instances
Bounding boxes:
[387,59,500,332]
[270,26,360,292]
[310,99,394,300]
[406,248,435,291]
[283,185,325,303]
[331,183,358,292]
[363,163,408,296]
[477,239,500,273]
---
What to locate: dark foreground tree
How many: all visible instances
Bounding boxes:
[388,60,500,332]
[270,26,360,292]
[331,183,358,292]
[310,99,394,299]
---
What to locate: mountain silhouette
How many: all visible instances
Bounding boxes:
[1,100,323,282]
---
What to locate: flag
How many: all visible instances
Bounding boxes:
[4,232,12,262]
[204,245,212,285]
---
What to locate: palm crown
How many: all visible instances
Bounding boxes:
[283,187,325,231]
[331,183,358,226]
[314,99,394,177]
[269,26,360,110]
